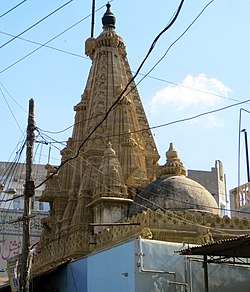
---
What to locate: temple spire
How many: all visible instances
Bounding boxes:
[35,2,159,267]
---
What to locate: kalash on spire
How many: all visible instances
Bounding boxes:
[34,3,159,273]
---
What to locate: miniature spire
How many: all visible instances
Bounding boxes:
[161,143,186,177]
[102,3,116,29]
[104,141,116,156]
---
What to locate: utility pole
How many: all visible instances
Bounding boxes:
[19,98,35,292]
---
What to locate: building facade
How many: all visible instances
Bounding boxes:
[187,160,227,216]
[0,162,49,282]
[230,182,250,218]
[0,162,49,211]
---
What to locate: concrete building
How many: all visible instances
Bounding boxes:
[230,182,250,218]
[0,162,49,211]
[187,160,227,216]
[0,162,48,282]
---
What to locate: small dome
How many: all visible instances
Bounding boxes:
[129,175,219,216]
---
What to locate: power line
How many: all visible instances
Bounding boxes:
[0,2,110,74]
[37,83,239,136]
[137,72,238,103]
[0,30,88,60]
[36,97,250,146]
[148,98,250,132]
[0,0,28,19]
[130,0,215,99]
[0,0,73,49]
[0,86,23,133]
[0,82,28,114]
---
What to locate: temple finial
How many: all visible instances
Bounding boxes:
[102,3,116,29]
[161,143,186,177]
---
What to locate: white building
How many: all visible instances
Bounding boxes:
[0,162,49,211]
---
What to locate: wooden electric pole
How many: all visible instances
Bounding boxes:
[19,98,35,292]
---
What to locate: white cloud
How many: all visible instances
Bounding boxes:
[150,73,232,113]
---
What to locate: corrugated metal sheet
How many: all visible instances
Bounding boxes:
[179,234,250,257]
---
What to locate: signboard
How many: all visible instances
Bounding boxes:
[6,254,20,292]
[0,208,48,279]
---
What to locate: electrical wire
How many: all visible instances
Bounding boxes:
[0,30,88,60]
[0,86,23,133]
[0,81,28,114]
[36,87,240,136]
[0,2,111,74]
[0,142,26,232]
[0,0,73,49]
[137,72,240,104]
[133,0,215,93]
[35,97,250,147]
[0,0,28,19]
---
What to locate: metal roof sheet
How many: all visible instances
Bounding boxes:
[179,234,250,258]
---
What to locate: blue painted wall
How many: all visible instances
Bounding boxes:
[88,240,136,292]
[35,258,88,292]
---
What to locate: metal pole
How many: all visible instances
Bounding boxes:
[244,130,250,182]
[20,98,35,292]
[91,0,96,37]
[241,129,250,182]
[203,255,209,292]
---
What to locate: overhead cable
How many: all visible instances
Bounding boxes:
[0,2,111,74]
[128,0,215,101]
[0,30,88,60]
[0,0,73,49]
[0,0,27,19]
[0,86,23,133]
[36,97,250,146]
[0,82,28,114]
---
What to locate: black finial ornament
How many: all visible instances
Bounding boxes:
[102,3,116,29]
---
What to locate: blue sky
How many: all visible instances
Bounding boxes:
[1,0,250,193]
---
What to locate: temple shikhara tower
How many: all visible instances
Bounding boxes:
[34,4,160,271]
[33,4,250,277]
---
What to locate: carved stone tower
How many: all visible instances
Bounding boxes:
[35,4,159,269]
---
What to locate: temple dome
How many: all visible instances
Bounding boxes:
[129,175,219,216]
[129,143,219,216]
